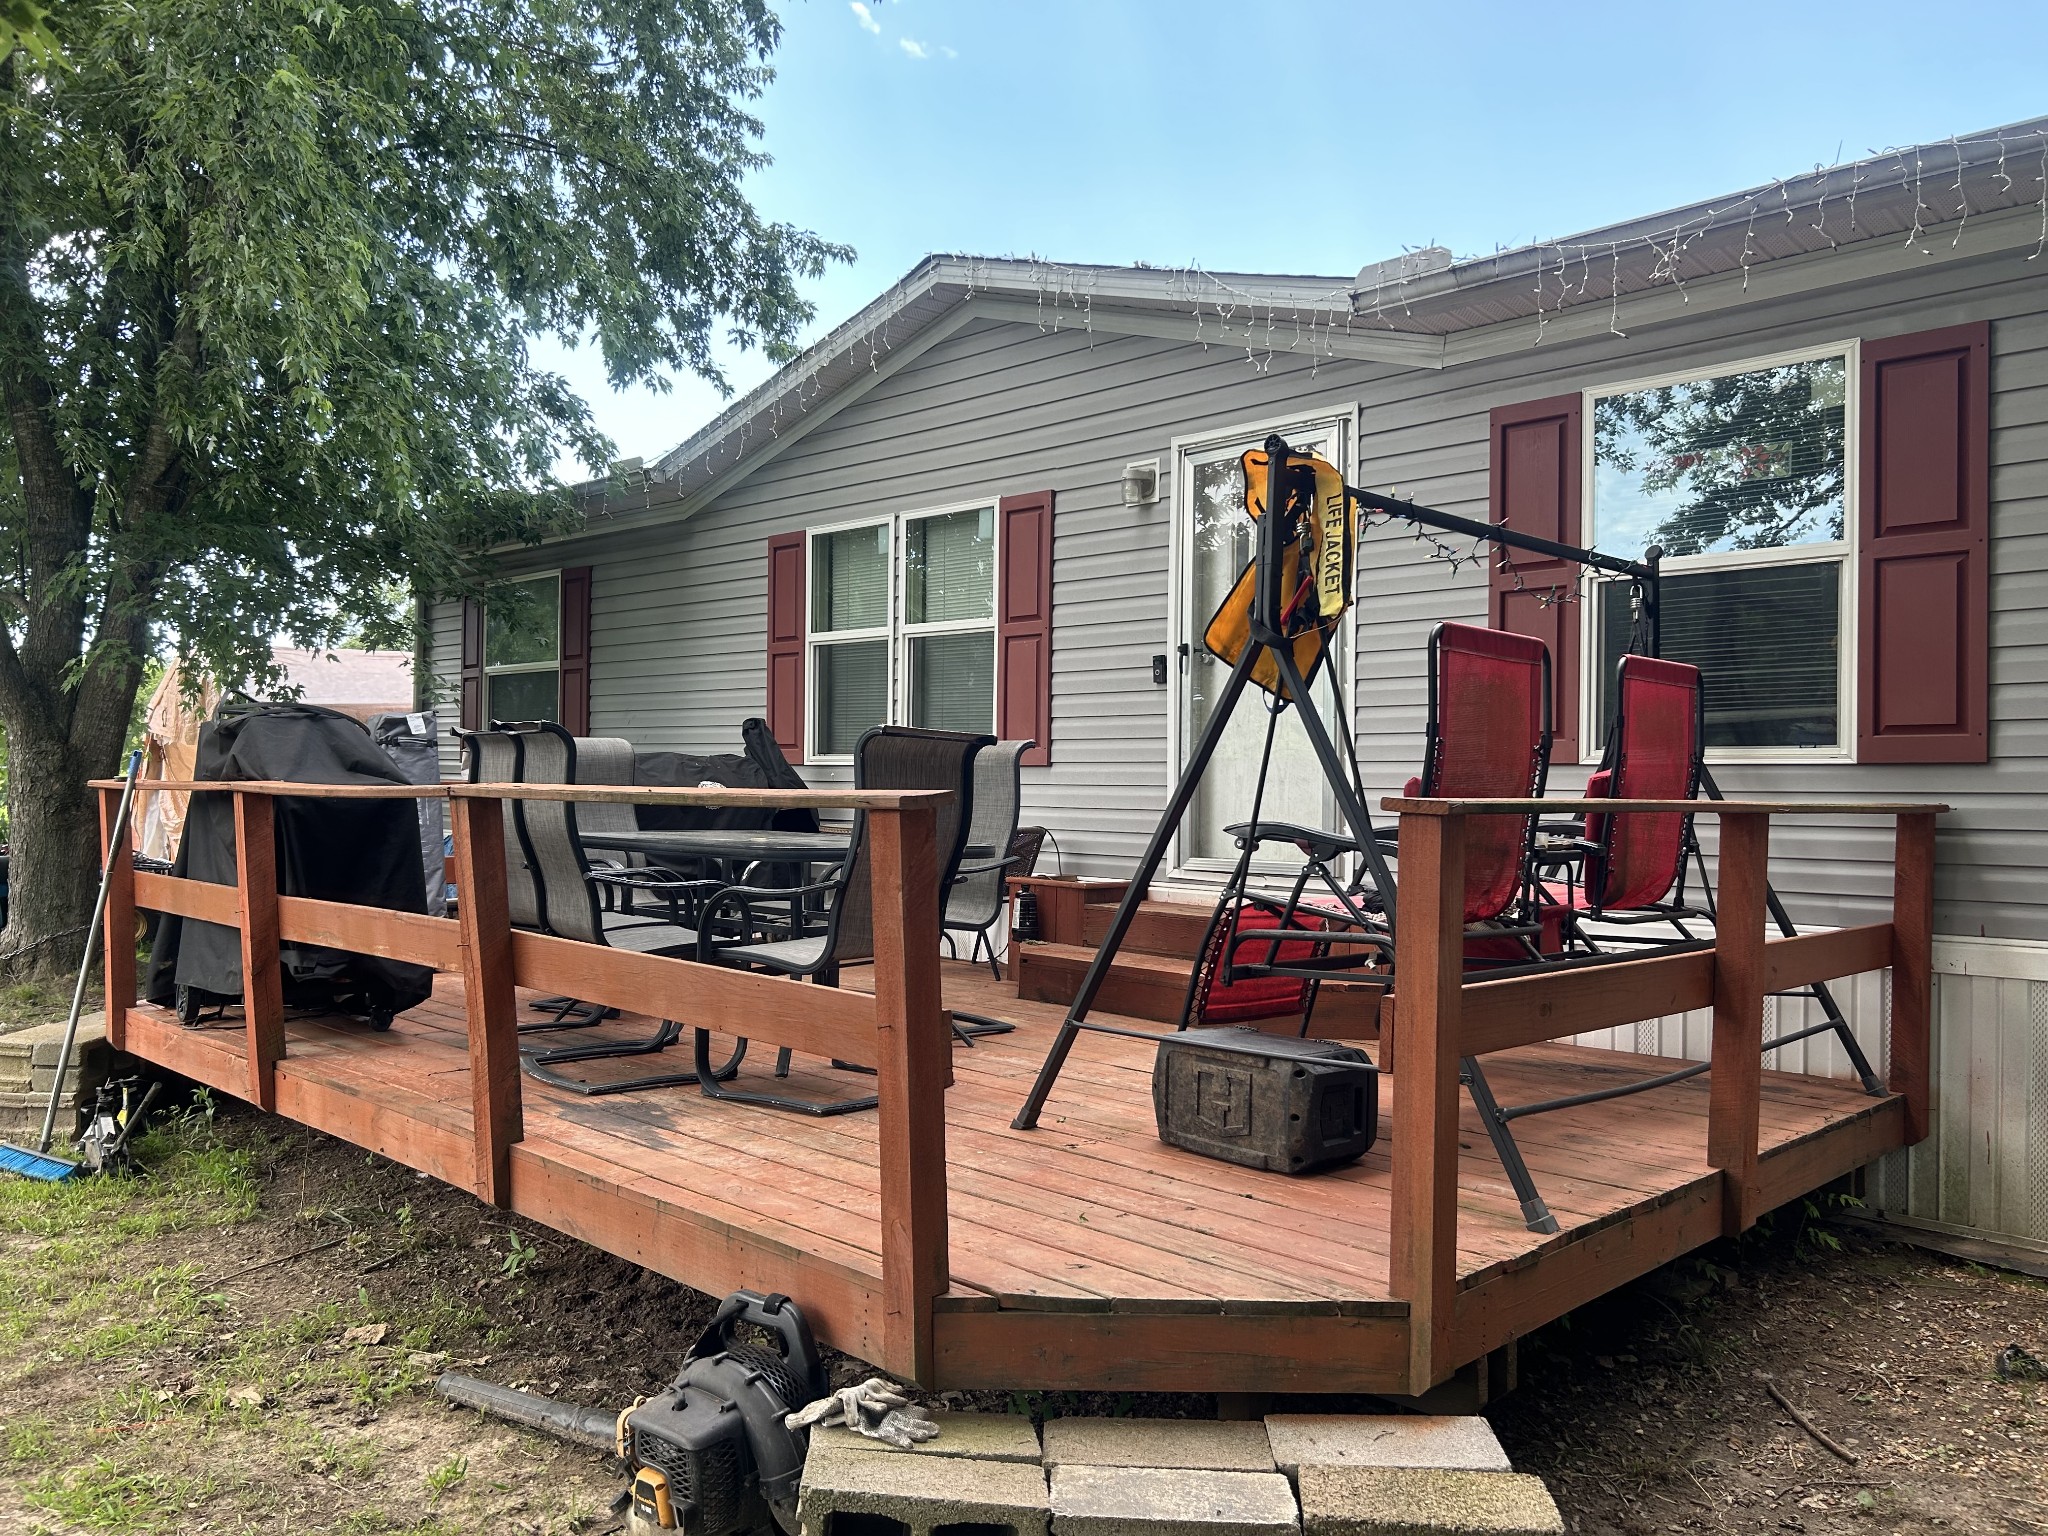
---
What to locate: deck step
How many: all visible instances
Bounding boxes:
[1078,899,1217,959]
[1013,940,1385,1036]
[1014,941,1194,1024]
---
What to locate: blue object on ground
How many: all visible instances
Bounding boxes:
[0,1142,78,1181]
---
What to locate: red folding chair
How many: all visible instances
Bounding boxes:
[1404,621,1560,959]
[1539,653,1714,945]
[1502,654,1882,1196]
[1182,622,1557,1036]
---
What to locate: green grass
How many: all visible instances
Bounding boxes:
[0,1105,610,1536]
[27,1456,230,1536]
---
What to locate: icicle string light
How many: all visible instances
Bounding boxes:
[650,126,2048,495]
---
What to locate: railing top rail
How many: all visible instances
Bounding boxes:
[94,778,446,799]
[1382,796,1951,818]
[93,778,954,812]
[450,784,953,811]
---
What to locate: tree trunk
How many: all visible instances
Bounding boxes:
[1,681,137,980]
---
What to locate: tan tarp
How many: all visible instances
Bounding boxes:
[134,648,413,862]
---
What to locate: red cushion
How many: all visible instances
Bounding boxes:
[1194,903,1323,1025]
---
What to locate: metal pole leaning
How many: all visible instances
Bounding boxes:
[1011,643,1262,1130]
[39,752,143,1155]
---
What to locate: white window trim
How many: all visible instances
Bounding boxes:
[804,501,1001,764]
[1164,403,1361,879]
[482,570,564,719]
[1579,340,1859,765]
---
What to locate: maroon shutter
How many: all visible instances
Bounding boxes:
[997,490,1054,766]
[459,598,484,730]
[558,565,592,735]
[1857,323,1991,764]
[765,532,807,758]
[1489,395,1583,761]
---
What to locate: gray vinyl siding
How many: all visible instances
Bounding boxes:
[449,242,2048,942]
[427,598,464,781]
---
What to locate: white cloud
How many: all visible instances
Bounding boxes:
[898,37,929,59]
[849,2,880,34]
[940,45,958,58]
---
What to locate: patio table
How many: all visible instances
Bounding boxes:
[581,827,852,865]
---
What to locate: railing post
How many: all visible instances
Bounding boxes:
[868,803,950,1385]
[451,794,523,1207]
[1889,812,1937,1144]
[1389,807,1464,1393]
[100,787,137,1052]
[231,791,286,1112]
[1707,811,1770,1236]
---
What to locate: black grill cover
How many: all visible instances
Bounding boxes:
[145,701,434,1016]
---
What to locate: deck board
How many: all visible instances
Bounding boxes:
[119,959,1903,1391]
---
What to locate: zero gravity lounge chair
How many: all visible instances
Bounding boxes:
[1534,652,1884,1083]
[1454,653,1884,1229]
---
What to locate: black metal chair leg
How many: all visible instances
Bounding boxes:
[1461,1057,1559,1234]
[521,1023,744,1096]
[518,995,614,1033]
[696,1031,878,1116]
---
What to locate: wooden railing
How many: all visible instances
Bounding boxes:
[97,777,1944,1394]
[94,777,957,1383]
[1382,795,1944,1390]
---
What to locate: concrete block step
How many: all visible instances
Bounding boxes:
[1050,1465,1299,1536]
[1265,1416,1511,1482]
[0,1014,109,1065]
[799,1439,1049,1536]
[1042,1417,1274,1473]
[0,1090,87,1148]
[1295,1467,1562,1536]
[811,1410,1041,1464]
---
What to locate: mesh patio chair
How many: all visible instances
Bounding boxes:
[498,722,743,1096]
[692,726,992,1116]
[942,740,1039,1039]
[461,725,609,1032]
[573,735,646,888]
[943,739,1032,976]
[523,735,642,1021]
[459,729,543,933]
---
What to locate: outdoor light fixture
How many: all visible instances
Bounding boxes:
[1121,459,1160,507]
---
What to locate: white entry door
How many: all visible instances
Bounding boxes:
[1170,414,1353,876]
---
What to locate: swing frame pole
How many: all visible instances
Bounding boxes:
[1014,438,1392,1131]
[1010,640,1262,1129]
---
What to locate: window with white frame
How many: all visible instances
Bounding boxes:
[1585,345,1853,757]
[808,505,996,758]
[483,572,561,723]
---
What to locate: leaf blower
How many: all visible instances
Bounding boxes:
[617,1290,827,1536]
[438,1289,826,1536]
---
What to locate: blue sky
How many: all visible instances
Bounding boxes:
[535,0,2048,478]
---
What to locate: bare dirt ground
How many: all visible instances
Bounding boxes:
[1,1096,2042,1535]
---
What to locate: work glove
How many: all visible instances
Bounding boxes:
[786,1377,940,1449]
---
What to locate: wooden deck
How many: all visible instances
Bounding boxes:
[94,779,1937,1397]
[121,960,1902,1394]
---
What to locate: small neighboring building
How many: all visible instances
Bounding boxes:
[433,118,2048,1258]
[137,646,415,862]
